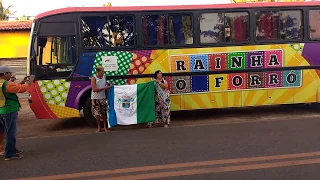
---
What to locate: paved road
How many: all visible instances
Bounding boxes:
[1,117,320,179]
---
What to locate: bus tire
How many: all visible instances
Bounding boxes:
[83,97,97,126]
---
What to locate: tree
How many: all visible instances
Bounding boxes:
[15,14,30,21]
[103,2,112,7]
[0,1,15,21]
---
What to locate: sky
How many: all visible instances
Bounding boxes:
[3,0,230,18]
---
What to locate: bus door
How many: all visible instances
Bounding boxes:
[32,22,76,80]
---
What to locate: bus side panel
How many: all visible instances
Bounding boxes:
[242,90,268,107]
[266,89,294,105]
[293,70,318,103]
[183,93,211,110]
[35,41,320,118]
[210,91,242,108]
[29,80,81,119]
[162,44,313,110]
[170,95,183,111]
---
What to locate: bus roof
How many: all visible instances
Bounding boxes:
[35,1,320,20]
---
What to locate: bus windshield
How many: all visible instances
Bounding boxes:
[34,36,76,79]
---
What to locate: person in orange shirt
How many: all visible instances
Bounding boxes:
[0,74,28,156]
[0,75,19,156]
[0,66,35,161]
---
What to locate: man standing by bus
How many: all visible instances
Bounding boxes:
[91,66,111,133]
[0,66,35,160]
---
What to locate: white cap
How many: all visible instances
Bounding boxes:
[0,66,13,74]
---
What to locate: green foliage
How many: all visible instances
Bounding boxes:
[0,2,15,21]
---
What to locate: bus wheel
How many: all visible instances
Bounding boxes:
[83,97,97,126]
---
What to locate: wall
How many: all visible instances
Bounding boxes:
[0,31,30,59]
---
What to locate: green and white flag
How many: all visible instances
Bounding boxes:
[108,82,156,127]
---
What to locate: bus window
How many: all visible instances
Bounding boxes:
[200,13,224,43]
[109,15,135,47]
[82,15,135,47]
[224,12,249,42]
[309,10,320,39]
[255,11,279,41]
[35,36,76,79]
[280,11,303,40]
[168,14,193,45]
[142,15,168,45]
[200,12,249,44]
[142,14,194,46]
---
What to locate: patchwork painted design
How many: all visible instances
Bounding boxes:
[290,43,304,55]
[227,52,246,70]
[127,53,153,84]
[190,55,209,71]
[48,104,80,118]
[264,72,283,88]
[167,49,301,94]
[150,50,166,60]
[247,72,264,89]
[191,75,209,92]
[30,43,320,119]
[246,51,264,69]
[283,70,302,87]
[171,76,191,94]
[28,83,58,119]
[65,81,91,109]
[129,50,152,58]
[38,80,71,106]
[209,53,227,70]
[171,56,190,72]
[92,51,133,85]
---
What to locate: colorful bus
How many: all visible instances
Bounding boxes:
[27,2,320,125]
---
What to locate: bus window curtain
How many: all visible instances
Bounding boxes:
[143,15,166,45]
[233,16,248,42]
[169,15,184,44]
[256,12,278,40]
[169,15,192,44]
